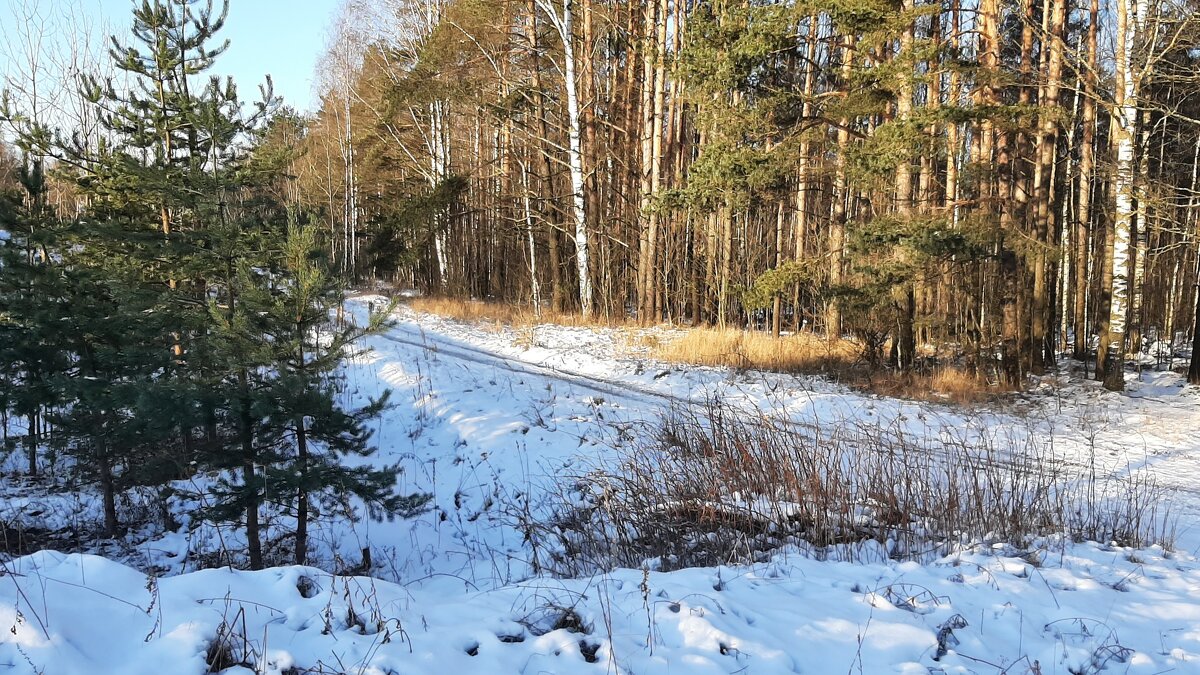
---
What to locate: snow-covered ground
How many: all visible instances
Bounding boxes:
[5,541,1195,674]
[3,295,1200,673]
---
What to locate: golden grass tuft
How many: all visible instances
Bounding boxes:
[404,297,523,326]
[928,366,997,403]
[653,328,861,374]
[656,329,1005,404]
[866,367,1006,405]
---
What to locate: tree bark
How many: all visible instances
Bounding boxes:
[1103,0,1141,392]
[540,0,594,318]
[239,369,263,570]
[827,33,853,341]
[1073,0,1099,362]
[1030,0,1066,374]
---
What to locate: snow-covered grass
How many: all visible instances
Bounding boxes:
[2,295,1200,673]
[2,541,1198,673]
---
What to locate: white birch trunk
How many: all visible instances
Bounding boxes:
[1109,0,1140,352]
[537,0,592,317]
[430,99,450,290]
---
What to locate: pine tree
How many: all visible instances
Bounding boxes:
[206,216,429,567]
[66,0,279,549]
[0,154,178,536]
[3,0,429,563]
[0,159,61,478]
[263,221,428,566]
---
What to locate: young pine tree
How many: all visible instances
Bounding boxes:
[209,218,429,567]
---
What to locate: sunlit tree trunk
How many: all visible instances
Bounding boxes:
[537,0,593,317]
[1030,0,1066,373]
[1102,0,1142,391]
[1073,0,1099,362]
[827,33,853,341]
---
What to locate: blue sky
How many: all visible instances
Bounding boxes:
[0,0,342,112]
[207,0,342,111]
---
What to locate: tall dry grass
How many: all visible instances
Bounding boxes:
[402,297,639,329]
[403,297,1008,404]
[519,400,1174,575]
[863,366,1012,405]
[654,328,1005,404]
[653,327,860,373]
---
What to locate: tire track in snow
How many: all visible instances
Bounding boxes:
[363,309,1200,547]
[379,324,684,410]
[374,320,1127,482]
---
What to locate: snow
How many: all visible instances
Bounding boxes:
[3,295,1200,673]
[4,542,1200,674]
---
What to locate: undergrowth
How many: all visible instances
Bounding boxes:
[517,399,1174,576]
[402,296,640,330]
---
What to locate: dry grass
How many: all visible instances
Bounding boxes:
[519,400,1174,575]
[653,328,860,373]
[403,296,639,329]
[618,331,664,353]
[654,329,1006,404]
[404,297,524,326]
[404,297,1008,405]
[865,367,1011,405]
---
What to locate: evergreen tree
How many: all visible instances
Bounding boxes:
[2,0,428,564]
[256,221,428,566]
[0,159,61,478]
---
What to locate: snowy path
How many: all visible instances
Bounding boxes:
[379,324,680,408]
[376,304,1200,496]
[381,301,1200,542]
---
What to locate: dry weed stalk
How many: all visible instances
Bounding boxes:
[524,400,1174,575]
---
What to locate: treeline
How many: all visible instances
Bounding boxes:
[298,0,1200,390]
[0,1,427,566]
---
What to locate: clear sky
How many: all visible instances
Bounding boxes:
[0,0,342,113]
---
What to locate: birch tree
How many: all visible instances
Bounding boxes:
[535,0,592,317]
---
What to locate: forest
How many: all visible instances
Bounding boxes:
[5,0,1200,395]
[289,0,1200,393]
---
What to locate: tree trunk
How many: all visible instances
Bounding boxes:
[99,445,118,538]
[793,12,819,332]
[1073,0,1099,361]
[294,417,309,566]
[772,198,785,337]
[717,204,732,328]
[894,0,915,368]
[239,370,263,570]
[827,33,853,340]
[1104,0,1141,392]
[544,0,593,318]
[1189,280,1200,384]
[1030,0,1066,374]
[636,1,657,321]
[897,287,917,370]
[26,411,37,476]
[528,0,564,313]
